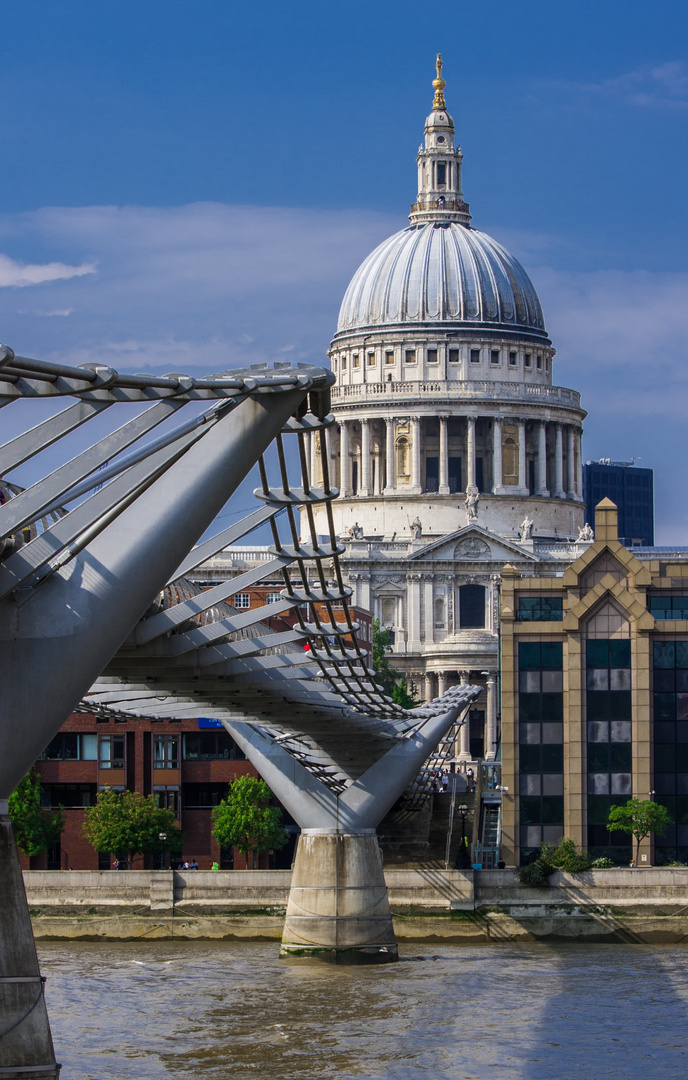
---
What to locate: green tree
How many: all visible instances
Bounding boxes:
[372,619,419,707]
[607,798,672,865]
[9,767,64,858]
[211,775,288,869]
[83,789,182,868]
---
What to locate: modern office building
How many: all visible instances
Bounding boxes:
[500,499,688,866]
[584,459,654,547]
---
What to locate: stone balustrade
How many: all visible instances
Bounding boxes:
[332,380,581,408]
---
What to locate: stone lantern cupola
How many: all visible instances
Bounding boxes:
[410,54,471,226]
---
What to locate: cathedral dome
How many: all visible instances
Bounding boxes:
[336,221,547,338]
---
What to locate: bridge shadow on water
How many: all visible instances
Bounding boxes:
[39,938,688,1080]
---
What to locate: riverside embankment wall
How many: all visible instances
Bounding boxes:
[24,868,688,943]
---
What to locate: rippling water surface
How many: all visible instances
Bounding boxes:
[39,940,688,1079]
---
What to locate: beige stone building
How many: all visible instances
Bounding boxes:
[500,499,688,866]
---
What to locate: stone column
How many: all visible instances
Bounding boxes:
[458,671,472,761]
[384,418,395,493]
[407,574,422,650]
[554,423,565,499]
[517,418,528,494]
[536,420,549,496]
[437,670,448,697]
[439,416,449,494]
[309,430,319,489]
[360,419,371,496]
[411,417,422,493]
[567,427,576,498]
[485,674,497,761]
[339,421,350,496]
[492,415,503,493]
[466,416,476,490]
[576,429,583,499]
[373,445,382,496]
[423,671,435,703]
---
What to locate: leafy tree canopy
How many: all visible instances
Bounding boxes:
[83,789,182,866]
[211,775,288,866]
[372,619,419,708]
[607,798,672,864]
[9,767,64,858]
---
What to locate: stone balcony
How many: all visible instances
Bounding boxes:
[331,379,582,410]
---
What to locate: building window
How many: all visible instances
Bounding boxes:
[490,350,500,365]
[341,357,347,369]
[40,733,97,761]
[459,584,485,629]
[353,354,360,368]
[405,350,416,364]
[154,735,179,770]
[586,638,633,861]
[436,162,446,186]
[518,597,564,622]
[99,735,125,770]
[367,352,376,366]
[434,597,445,627]
[518,641,564,862]
[234,593,251,609]
[537,354,543,371]
[266,592,282,604]
[182,732,244,761]
[509,351,517,367]
[448,348,460,364]
[381,597,397,626]
[470,349,481,364]
[652,640,688,864]
[154,787,179,816]
[385,351,395,365]
[650,596,688,621]
[42,783,97,808]
[427,349,438,364]
[181,782,230,808]
[525,353,532,368]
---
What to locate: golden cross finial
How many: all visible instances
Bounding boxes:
[432,52,446,110]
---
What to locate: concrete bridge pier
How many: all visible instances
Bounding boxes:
[0,803,60,1079]
[280,830,397,963]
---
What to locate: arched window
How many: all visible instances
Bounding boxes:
[459,584,485,629]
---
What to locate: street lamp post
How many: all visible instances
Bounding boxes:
[159,831,167,871]
[455,804,471,869]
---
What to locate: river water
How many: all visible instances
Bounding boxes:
[39,940,688,1079]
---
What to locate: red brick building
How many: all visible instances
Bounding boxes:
[25,712,299,872]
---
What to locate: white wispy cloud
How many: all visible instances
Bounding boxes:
[539,61,688,111]
[0,253,95,288]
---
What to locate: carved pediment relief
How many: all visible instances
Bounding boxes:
[454,537,491,560]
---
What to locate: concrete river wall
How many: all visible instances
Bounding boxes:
[24,868,688,943]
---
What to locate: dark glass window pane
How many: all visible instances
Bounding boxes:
[677,695,688,722]
[63,734,79,760]
[655,693,676,722]
[587,692,610,720]
[655,774,676,794]
[650,596,672,615]
[610,743,632,771]
[541,598,563,620]
[676,670,688,691]
[587,640,609,668]
[677,746,688,771]
[655,722,676,744]
[541,745,563,772]
[588,796,610,823]
[519,746,541,772]
[654,670,676,692]
[518,598,539,620]
[654,642,676,669]
[519,797,542,825]
[655,745,678,772]
[519,694,541,722]
[676,723,688,744]
[540,643,563,670]
[609,640,631,668]
[609,691,632,719]
[519,643,541,670]
[540,694,563,722]
[588,744,610,771]
[541,796,564,824]
[677,642,688,669]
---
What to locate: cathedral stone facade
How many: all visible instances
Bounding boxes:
[308,58,589,761]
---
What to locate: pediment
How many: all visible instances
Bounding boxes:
[406,525,539,563]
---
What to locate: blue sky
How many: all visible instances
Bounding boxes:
[0,1,687,539]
